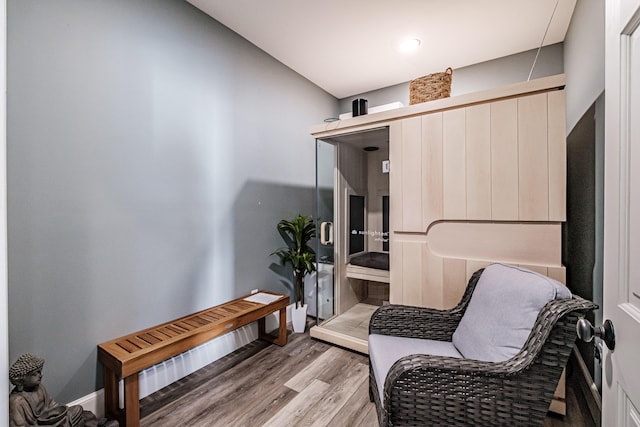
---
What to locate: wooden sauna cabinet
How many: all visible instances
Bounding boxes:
[309,74,569,414]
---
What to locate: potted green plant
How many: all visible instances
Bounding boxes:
[271,214,316,332]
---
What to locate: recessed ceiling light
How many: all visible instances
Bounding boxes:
[398,38,421,53]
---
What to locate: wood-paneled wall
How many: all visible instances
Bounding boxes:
[390,90,567,309]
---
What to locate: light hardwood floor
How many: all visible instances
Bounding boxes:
[140,324,594,426]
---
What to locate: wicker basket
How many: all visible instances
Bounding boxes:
[409,67,453,105]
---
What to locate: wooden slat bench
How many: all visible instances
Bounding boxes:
[98,291,288,427]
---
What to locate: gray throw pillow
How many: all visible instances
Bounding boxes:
[451,263,571,362]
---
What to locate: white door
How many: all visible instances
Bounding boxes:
[603,0,640,424]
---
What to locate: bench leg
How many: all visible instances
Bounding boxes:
[276,307,287,346]
[103,366,120,422]
[258,308,288,346]
[124,374,140,427]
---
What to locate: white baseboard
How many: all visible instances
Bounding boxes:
[68,388,105,418]
[67,307,291,419]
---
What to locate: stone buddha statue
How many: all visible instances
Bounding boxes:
[9,353,118,427]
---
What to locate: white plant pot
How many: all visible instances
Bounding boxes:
[291,304,308,333]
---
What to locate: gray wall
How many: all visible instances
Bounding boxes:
[7,0,337,404]
[562,0,605,391]
[564,0,605,134]
[593,92,605,390]
[563,92,605,391]
[565,101,597,377]
[338,43,564,114]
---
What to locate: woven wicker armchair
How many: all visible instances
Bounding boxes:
[368,265,597,427]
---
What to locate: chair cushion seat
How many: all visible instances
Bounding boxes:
[369,334,462,400]
[452,263,571,362]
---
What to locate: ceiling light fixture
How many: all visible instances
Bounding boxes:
[398,38,421,53]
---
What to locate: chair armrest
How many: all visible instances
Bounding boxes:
[369,304,463,340]
[387,352,529,385]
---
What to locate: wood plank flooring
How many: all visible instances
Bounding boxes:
[140,324,594,426]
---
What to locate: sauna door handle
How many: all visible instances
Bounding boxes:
[320,222,334,245]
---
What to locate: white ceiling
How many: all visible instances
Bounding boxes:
[186,0,577,99]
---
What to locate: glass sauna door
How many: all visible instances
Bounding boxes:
[310,127,389,354]
[313,139,335,323]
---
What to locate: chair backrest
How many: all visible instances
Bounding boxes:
[451,263,572,362]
